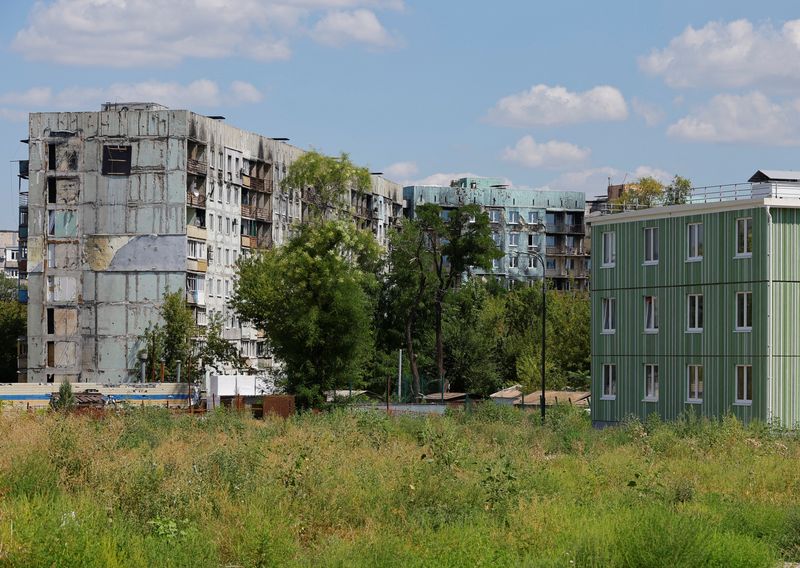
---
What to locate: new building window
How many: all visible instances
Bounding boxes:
[491,232,501,246]
[489,210,500,223]
[736,291,752,331]
[736,217,752,257]
[187,239,206,260]
[602,298,616,334]
[644,364,659,402]
[643,227,659,264]
[602,232,616,267]
[687,294,704,332]
[735,365,753,405]
[528,211,540,224]
[528,233,537,248]
[492,258,500,271]
[644,296,659,333]
[687,365,703,403]
[509,232,519,246]
[508,210,520,224]
[509,255,519,268]
[208,214,214,233]
[687,222,704,261]
[101,145,132,176]
[602,364,616,400]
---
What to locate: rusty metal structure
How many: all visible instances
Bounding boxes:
[19,103,404,384]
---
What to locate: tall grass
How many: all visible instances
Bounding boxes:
[0,405,795,566]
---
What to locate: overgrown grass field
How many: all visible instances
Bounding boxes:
[0,405,798,567]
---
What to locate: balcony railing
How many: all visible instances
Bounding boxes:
[241,234,257,248]
[249,177,273,193]
[547,223,584,234]
[187,258,208,273]
[186,224,207,241]
[187,158,208,176]
[187,192,206,208]
[186,289,205,306]
[19,192,28,207]
[18,161,28,179]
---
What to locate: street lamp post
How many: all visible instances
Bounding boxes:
[527,249,547,423]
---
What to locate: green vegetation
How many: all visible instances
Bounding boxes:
[615,174,693,207]
[233,221,382,408]
[141,291,242,381]
[0,295,24,380]
[0,407,796,566]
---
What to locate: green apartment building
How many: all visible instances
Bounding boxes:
[590,170,800,428]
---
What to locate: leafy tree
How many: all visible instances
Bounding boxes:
[408,204,501,392]
[0,300,25,381]
[664,175,692,205]
[232,220,381,408]
[0,277,18,302]
[382,219,435,399]
[281,150,371,219]
[615,176,665,207]
[141,291,240,382]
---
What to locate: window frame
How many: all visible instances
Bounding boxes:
[643,227,659,265]
[687,365,704,403]
[735,217,752,258]
[735,291,753,332]
[602,364,616,400]
[101,145,132,176]
[687,293,704,333]
[644,364,659,402]
[602,231,616,268]
[601,297,616,334]
[735,364,753,405]
[644,295,659,333]
[687,222,704,261]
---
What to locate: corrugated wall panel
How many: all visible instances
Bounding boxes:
[591,207,767,424]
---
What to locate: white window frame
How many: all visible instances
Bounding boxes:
[736,217,752,258]
[735,291,752,332]
[735,364,753,405]
[602,364,616,400]
[687,293,703,333]
[687,222,703,261]
[508,210,520,225]
[602,232,616,268]
[687,365,703,403]
[187,239,206,260]
[509,255,519,268]
[643,227,659,265]
[644,295,658,333]
[509,232,519,247]
[489,210,500,223]
[601,297,616,334]
[644,364,659,402]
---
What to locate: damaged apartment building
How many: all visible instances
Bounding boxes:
[19,103,403,384]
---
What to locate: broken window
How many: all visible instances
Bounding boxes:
[47,342,55,367]
[48,178,57,203]
[48,144,57,170]
[102,145,132,176]
[47,308,55,335]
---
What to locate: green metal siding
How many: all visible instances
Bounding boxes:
[769,208,800,427]
[591,207,767,424]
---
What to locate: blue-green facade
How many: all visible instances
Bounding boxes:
[404,177,588,289]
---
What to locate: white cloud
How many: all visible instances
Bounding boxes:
[501,136,590,169]
[0,80,263,121]
[313,9,397,47]
[12,0,403,67]
[384,161,418,181]
[486,84,628,127]
[549,165,670,194]
[667,91,800,145]
[229,81,264,103]
[631,98,665,126]
[640,19,800,90]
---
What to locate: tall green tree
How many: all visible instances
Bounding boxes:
[232,220,381,407]
[664,175,692,205]
[409,204,501,392]
[141,291,240,381]
[0,299,25,381]
[281,150,371,219]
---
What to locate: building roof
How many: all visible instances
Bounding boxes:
[324,389,368,402]
[748,170,800,183]
[490,385,523,399]
[514,390,590,407]
[422,392,471,402]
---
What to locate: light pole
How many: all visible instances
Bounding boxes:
[518,222,547,422]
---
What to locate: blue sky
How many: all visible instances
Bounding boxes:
[2,1,800,229]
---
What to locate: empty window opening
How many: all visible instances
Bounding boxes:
[48,178,57,204]
[47,308,55,335]
[102,145,132,176]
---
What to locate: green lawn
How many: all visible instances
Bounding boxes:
[0,405,797,567]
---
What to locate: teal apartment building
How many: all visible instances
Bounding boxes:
[590,170,800,427]
[404,177,588,289]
